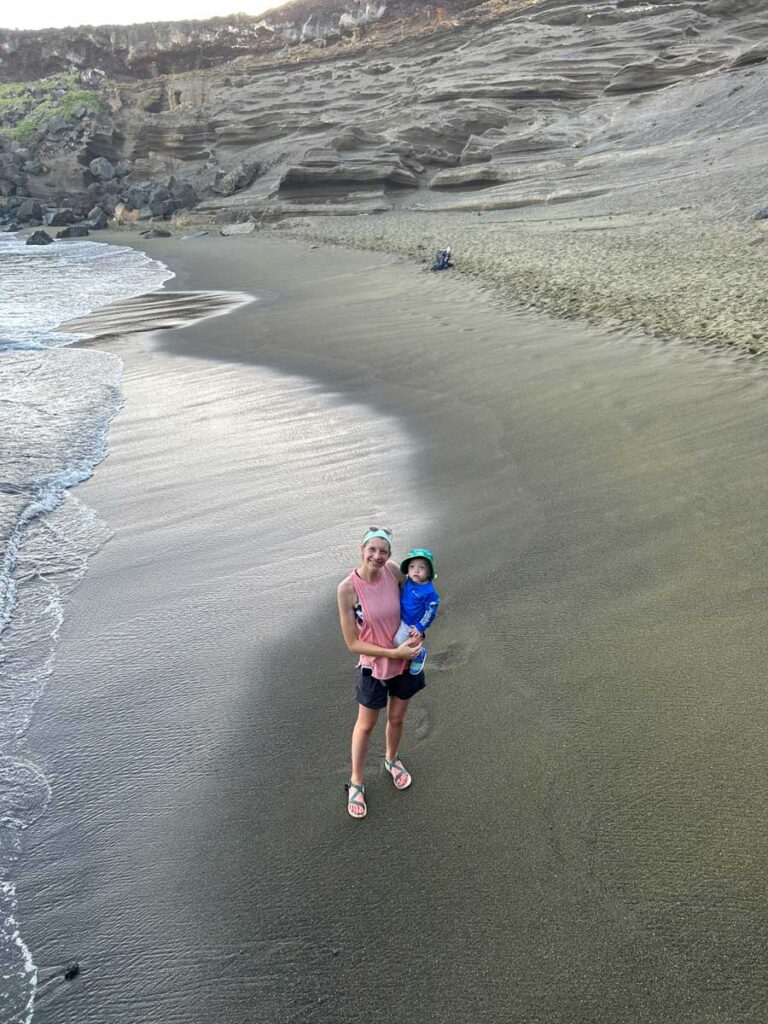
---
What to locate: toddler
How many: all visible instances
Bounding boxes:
[394,548,440,675]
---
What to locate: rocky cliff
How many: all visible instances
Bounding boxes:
[0,0,481,81]
[1,0,767,247]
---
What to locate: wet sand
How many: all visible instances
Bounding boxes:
[17,232,768,1024]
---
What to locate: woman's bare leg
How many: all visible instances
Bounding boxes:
[351,704,380,785]
[385,696,410,762]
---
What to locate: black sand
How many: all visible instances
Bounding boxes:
[18,233,768,1024]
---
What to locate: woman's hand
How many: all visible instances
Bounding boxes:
[394,635,423,660]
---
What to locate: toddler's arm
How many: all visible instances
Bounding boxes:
[414,587,440,634]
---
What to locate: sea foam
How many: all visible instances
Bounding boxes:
[0,235,173,1023]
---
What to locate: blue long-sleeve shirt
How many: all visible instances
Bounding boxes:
[400,579,440,634]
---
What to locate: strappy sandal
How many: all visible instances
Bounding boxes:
[384,754,412,790]
[345,781,367,819]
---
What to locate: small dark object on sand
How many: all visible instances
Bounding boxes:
[431,246,453,271]
[755,207,768,220]
[63,963,80,981]
[140,228,172,238]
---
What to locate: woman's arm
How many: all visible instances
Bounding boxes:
[337,578,421,659]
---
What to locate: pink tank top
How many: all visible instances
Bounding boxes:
[349,564,406,680]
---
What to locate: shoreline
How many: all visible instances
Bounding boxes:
[16,231,768,1023]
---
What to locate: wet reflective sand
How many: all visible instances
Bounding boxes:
[20,234,768,1024]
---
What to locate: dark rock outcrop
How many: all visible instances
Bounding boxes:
[88,156,116,180]
[16,198,44,222]
[0,0,481,81]
[47,208,76,225]
[26,229,53,244]
[212,162,261,196]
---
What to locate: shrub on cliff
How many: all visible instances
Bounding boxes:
[0,73,110,143]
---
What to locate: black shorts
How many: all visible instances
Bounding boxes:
[355,666,426,709]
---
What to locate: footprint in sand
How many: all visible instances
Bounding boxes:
[406,704,432,743]
[428,641,471,671]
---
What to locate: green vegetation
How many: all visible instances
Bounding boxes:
[0,74,109,142]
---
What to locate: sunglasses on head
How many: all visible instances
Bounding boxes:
[367,525,392,538]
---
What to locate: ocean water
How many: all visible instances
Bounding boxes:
[0,235,174,1024]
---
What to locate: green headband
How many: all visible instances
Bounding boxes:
[362,529,392,547]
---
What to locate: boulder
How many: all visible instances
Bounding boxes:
[149,185,171,204]
[114,203,140,224]
[148,187,176,217]
[99,194,120,215]
[57,225,90,238]
[45,115,67,139]
[16,198,44,223]
[48,208,76,226]
[170,180,197,208]
[89,157,116,181]
[212,161,261,196]
[26,230,54,245]
[220,221,257,236]
[126,184,151,208]
[754,207,768,221]
[67,193,94,219]
[88,210,109,229]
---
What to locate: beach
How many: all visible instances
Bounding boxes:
[13,230,768,1024]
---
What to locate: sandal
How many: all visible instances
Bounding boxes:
[384,754,412,790]
[345,781,367,819]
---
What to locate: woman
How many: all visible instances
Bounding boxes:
[337,527,424,819]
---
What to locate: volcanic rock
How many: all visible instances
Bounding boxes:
[47,208,76,225]
[16,198,44,223]
[89,156,116,181]
[26,230,53,245]
[220,221,257,236]
[88,209,109,228]
[212,161,261,196]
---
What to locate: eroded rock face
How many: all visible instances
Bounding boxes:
[279,157,418,191]
[3,0,768,226]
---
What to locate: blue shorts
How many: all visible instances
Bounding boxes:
[355,666,426,709]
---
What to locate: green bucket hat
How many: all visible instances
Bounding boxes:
[400,548,437,581]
